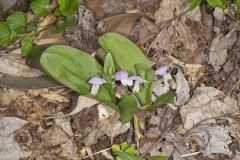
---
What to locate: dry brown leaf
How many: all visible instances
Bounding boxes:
[67,95,99,116]
[175,68,190,105]
[180,87,239,130]
[208,29,237,71]
[41,125,69,146]
[40,92,69,103]
[183,64,204,87]
[84,0,104,20]
[138,17,159,45]
[98,13,142,37]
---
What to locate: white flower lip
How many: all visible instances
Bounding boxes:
[88,76,107,96]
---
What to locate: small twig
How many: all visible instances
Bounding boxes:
[227,79,240,95]
[146,9,190,55]
[82,147,112,159]
[181,151,201,157]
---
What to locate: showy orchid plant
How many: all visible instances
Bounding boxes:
[40,32,175,123]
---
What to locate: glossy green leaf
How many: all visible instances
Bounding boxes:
[6,11,27,33]
[148,92,175,110]
[148,156,166,160]
[117,95,138,123]
[206,0,226,9]
[112,144,122,153]
[188,0,203,10]
[30,0,50,17]
[40,45,113,102]
[52,15,76,34]
[21,36,33,56]
[104,53,116,76]
[58,0,79,17]
[0,21,11,46]
[134,63,155,105]
[98,32,151,75]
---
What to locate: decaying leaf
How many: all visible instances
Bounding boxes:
[98,13,142,36]
[186,125,232,156]
[41,125,69,146]
[0,117,31,160]
[40,92,69,103]
[175,68,190,105]
[60,138,79,159]
[0,55,44,77]
[67,95,99,116]
[180,87,239,130]
[208,29,237,71]
[182,64,204,87]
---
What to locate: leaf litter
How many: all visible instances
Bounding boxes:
[0,0,240,159]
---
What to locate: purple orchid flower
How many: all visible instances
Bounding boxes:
[129,75,148,93]
[88,76,107,95]
[156,65,169,76]
[115,70,133,86]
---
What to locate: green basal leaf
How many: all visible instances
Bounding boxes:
[134,63,155,105]
[148,92,175,110]
[112,144,122,153]
[25,45,42,59]
[0,21,11,46]
[6,11,27,33]
[120,142,130,151]
[125,146,138,155]
[116,152,145,160]
[148,156,166,160]
[52,15,76,34]
[58,0,79,17]
[98,32,151,75]
[104,53,116,76]
[188,0,203,10]
[40,45,114,102]
[54,7,62,16]
[30,0,50,17]
[117,95,138,123]
[21,36,33,56]
[206,0,227,9]
[235,0,240,18]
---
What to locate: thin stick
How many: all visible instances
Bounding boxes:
[82,147,112,159]
[181,151,201,157]
[227,79,240,95]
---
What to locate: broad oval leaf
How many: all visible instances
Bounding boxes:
[188,0,203,10]
[0,21,11,46]
[30,0,50,17]
[58,0,79,17]
[6,11,27,33]
[98,32,150,75]
[40,45,113,102]
[117,95,138,123]
[206,0,226,9]
[21,36,33,56]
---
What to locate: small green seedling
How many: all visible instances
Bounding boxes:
[112,142,166,160]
